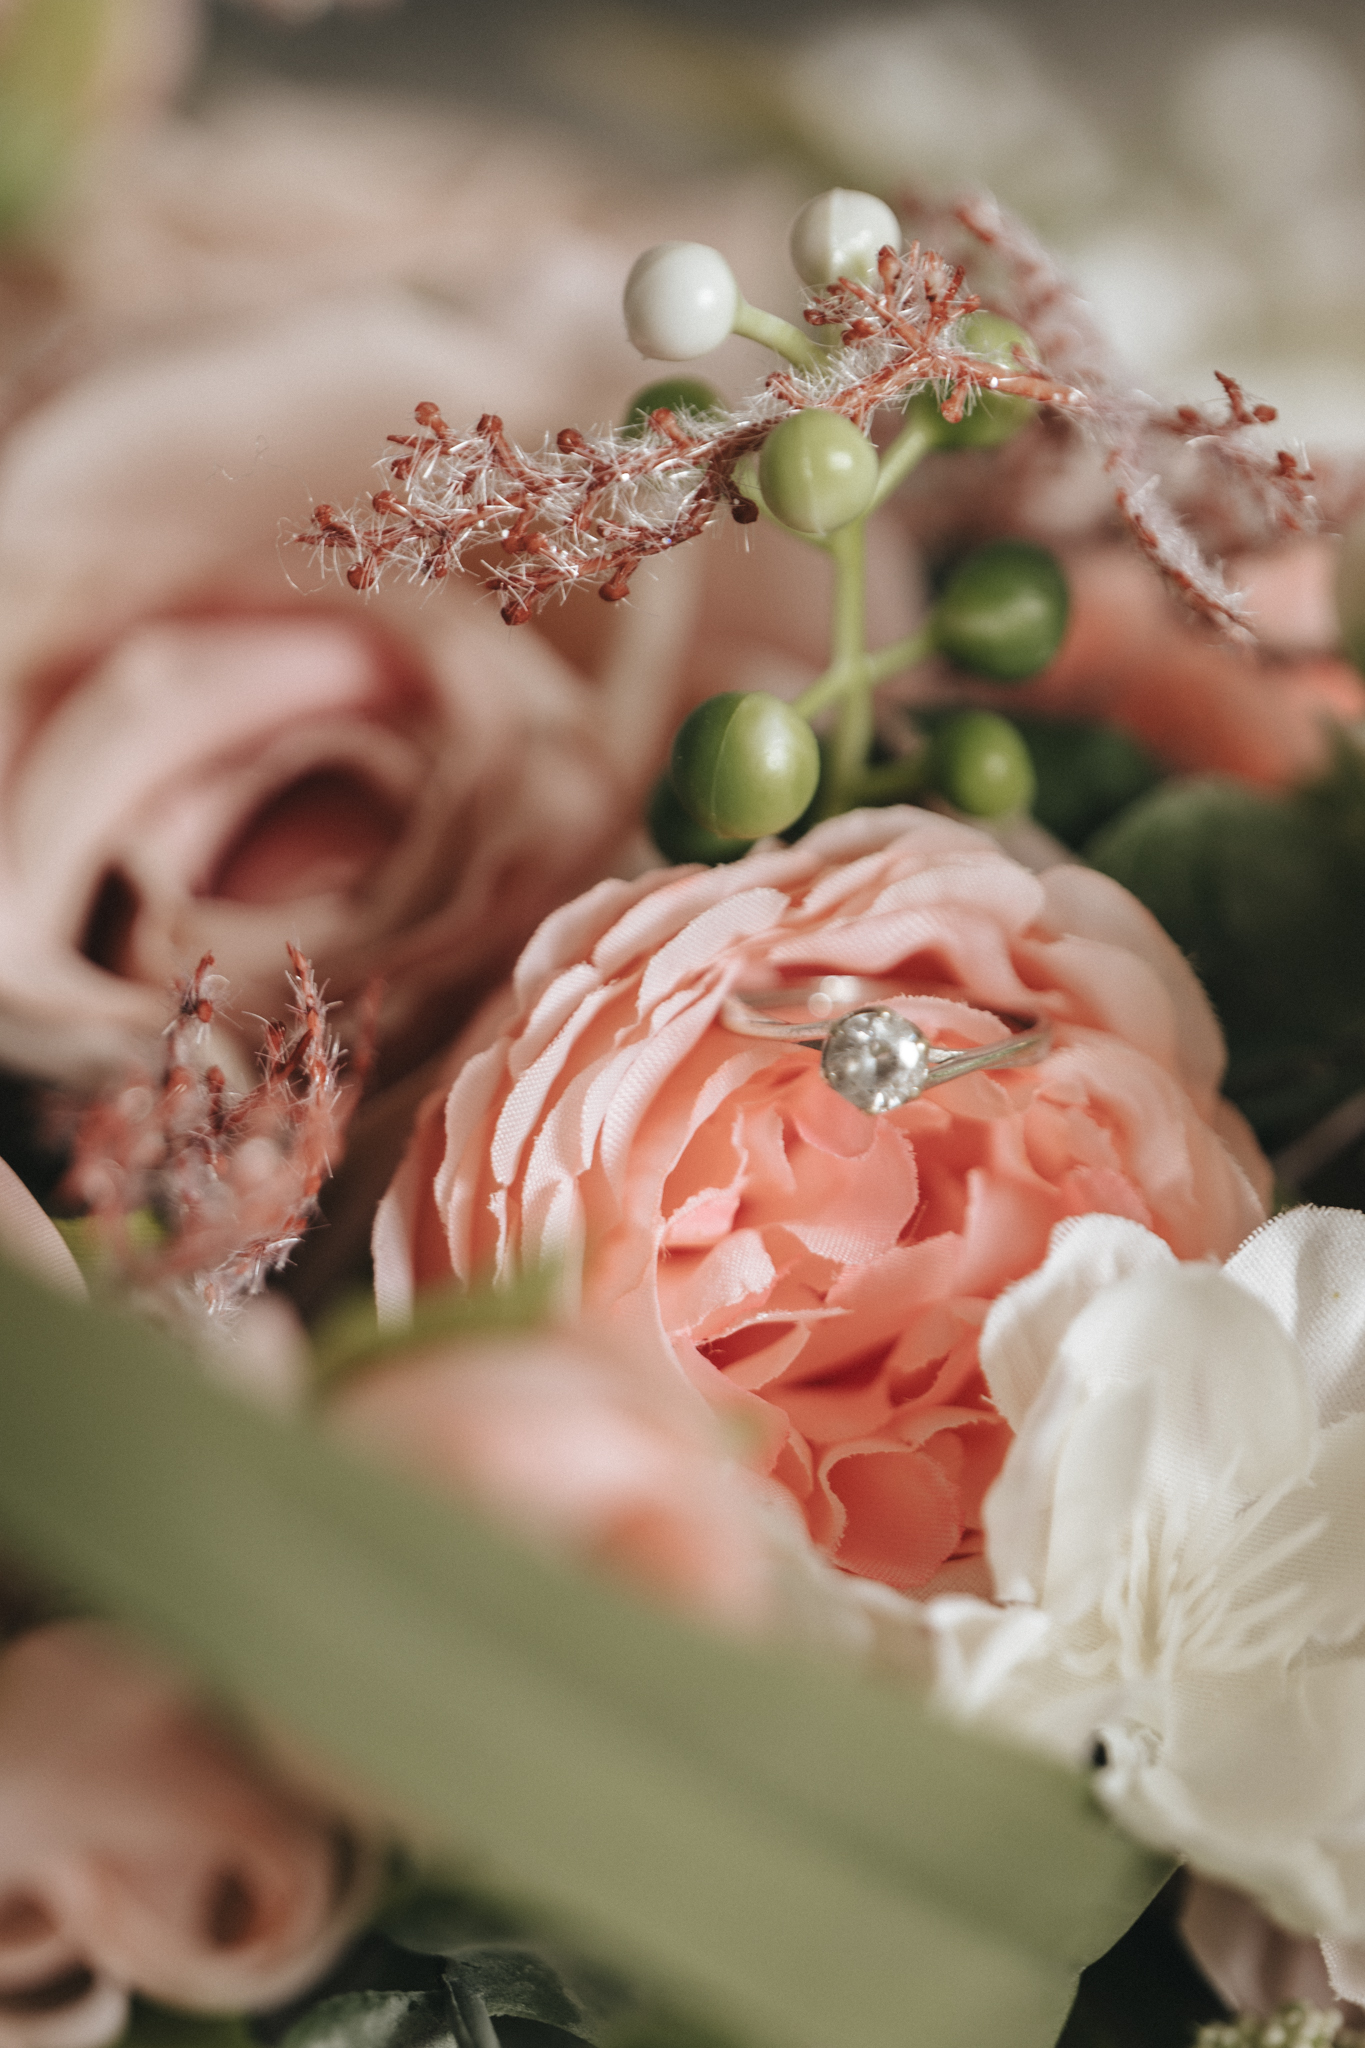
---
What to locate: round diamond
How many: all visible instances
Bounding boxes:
[820,1008,930,1113]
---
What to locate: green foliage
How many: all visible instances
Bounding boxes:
[0,1258,1170,2048]
[1088,756,1365,1152]
[1056,1881,1226,2048]
[119,2004,258,2048]
[1011,718,1162,849]
[282,1993,455,2048]
[669,693,821,839]
[933,541,1070,683]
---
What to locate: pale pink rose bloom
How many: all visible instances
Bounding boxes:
[0,155,911,1097]
[0,295,691,1089]
[375,808,1268,1599]
[0,1622,375,2048]
[330,1327,781,1627]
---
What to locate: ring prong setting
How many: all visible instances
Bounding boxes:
[819,1007,931,1113]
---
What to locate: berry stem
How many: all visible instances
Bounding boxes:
[865,623,935,685]
[815,520,871,816]
[852,750,933,804]
[731,298,823,372]
[868,410,938,511]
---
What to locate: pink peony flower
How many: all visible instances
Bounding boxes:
[0,1621,375,2048]
[376,808,1268,1598]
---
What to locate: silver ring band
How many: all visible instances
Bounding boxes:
[720,976,1052,1114]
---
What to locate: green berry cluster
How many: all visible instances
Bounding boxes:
[654,537,1067,857]
[621,189,1071,862]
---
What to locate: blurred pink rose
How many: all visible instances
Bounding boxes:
[0,295,683,1091]
[0,1621,374,2048]
[0,315,894,1126]
[375,808,1267,1598]
[331,1327,782,1628]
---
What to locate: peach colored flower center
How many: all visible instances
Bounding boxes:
[656,1054,1025,1593]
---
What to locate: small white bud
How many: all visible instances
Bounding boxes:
[788,189,902,289]
[623,242,739,361]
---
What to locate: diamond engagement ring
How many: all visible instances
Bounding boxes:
[720,976,1053,1114]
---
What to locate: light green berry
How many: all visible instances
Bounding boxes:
[757,410,879,536]
[670,693,821,839]
[930,710,1036,817]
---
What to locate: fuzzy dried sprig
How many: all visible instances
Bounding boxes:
[296,240,1086,623]
[921,191,1345,629]
[62,947,371,1315]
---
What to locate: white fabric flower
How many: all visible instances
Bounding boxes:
[923,1205,1365,1961]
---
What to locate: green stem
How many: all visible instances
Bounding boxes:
[793,621,934,722]
[815,521,870,817]
[732,298,823,372]
[852,751,932,805]
[868,411,938,511]
[866,623,935,686]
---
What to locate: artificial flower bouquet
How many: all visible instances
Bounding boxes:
[9,92,1365,2048]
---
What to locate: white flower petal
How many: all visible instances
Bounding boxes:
[979,1212,1174,1430]
[1228,1206,1365,1427]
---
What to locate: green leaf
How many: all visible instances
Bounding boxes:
[0,1262,1170,2048]
[1087,773,1365,1149]
[281,1991,455,2048]
[120,2002,258,2048]
[1056,1881,1226,2048]
[445,1950,599,2043]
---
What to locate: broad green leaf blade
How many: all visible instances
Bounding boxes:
[0,1264,1169,2048]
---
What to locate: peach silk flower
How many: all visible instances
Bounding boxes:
[0,1621,374,2048]
[375,807,1269,1598]
[330,1327,785,1629]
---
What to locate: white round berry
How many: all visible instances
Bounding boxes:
[788,189,901,289]
[623,242,740,361]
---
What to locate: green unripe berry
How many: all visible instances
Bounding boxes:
[930,711,1036,818]
[906,312,1037,451]
[757,409,879,536]
[647,774,754,864]
[623,378,725,434]
[670,693,821,840]
[932,540,1069,682]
